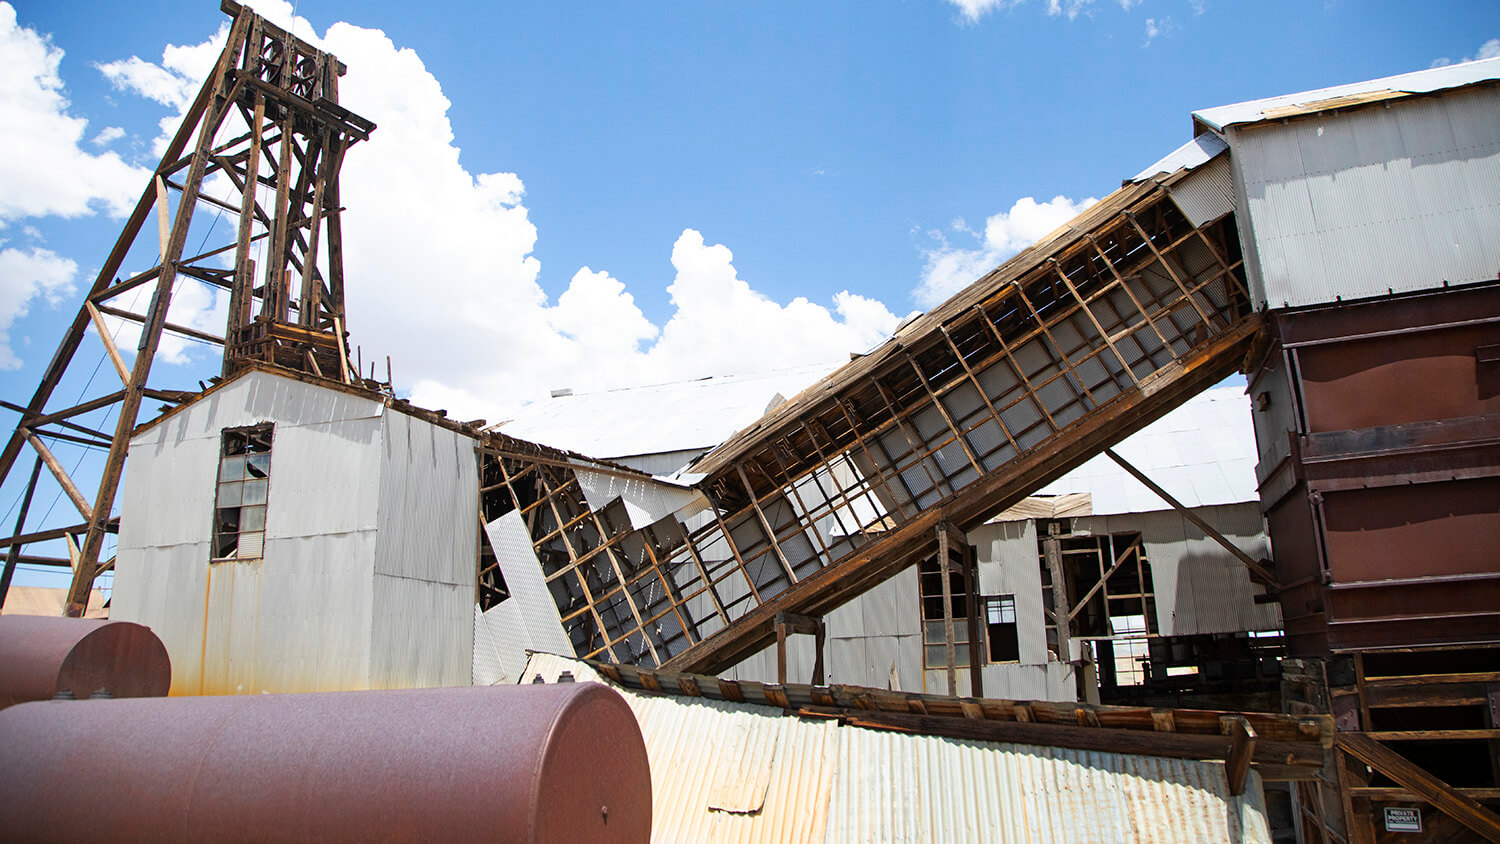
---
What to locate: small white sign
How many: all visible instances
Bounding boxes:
[1384,807,1422,833]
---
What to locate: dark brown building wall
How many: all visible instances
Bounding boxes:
[1251,281,1500,656]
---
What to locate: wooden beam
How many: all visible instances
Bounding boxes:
[0,458,44,610]
[85,301,131,387]
[1104,448,1281,588]
[21,429,92,522]
[660,316,1260,676]
[1224,715,1257,796]
[1337,731,1500,843]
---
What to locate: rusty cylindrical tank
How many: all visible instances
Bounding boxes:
[0,682,651,843]
[0,615,170,708]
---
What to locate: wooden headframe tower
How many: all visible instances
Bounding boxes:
[0,1,374,615]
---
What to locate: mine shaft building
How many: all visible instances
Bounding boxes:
[111,365,479,695]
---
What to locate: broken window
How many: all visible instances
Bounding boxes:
[213,425,272,560]
[984,595,1020,663]
[919,555,974,669]
[1043,528,1157,691]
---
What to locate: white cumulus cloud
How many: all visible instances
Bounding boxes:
[913,194,1097,308]
[55,0,901,424]
[1433,38,1500,67]
[0,3,147,225]
[0,246,76,369]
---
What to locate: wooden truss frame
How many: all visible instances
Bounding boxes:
[0,1,372,615]
[479,172,1267,676]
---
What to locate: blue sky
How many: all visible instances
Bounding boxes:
[0,0,1496,587]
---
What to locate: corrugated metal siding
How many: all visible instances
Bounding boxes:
[975,519,1049,665]
[482,511,575,662]
[473,600,528,685]
[369,573,470,688]
[1194,55,1500,131]
[1077,507,1278,639]
[723,568,922,690]
[1132,132,1228,182]
[118,373,387,695]
[575,467,704,531]
[1038,386,1258,515]
[1231,84,1500,309]
[523,653,1272,844]
[267,418,384,538]
[201,531,376,694]
[1168,153,1235,228]
[372,409,477,586]
[500,363,838,460]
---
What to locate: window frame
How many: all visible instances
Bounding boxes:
[211,423,273,561]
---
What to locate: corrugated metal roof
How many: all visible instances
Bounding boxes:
[522,652,1274,844]
[499,363,843,463]
[1131,132,1228,182]
[1035,384,1257,516]
[1193,55,1500,131]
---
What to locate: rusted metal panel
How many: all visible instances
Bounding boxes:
[1251,283,1500,655]
[0,616,169,708]
[0,683,650,844]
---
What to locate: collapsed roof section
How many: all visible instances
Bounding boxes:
[480,152,1263,675]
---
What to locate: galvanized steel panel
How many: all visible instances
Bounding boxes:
[268,418,383,538]
[373,410,477,586]
[523,654,1273,843]
[110,540,211,696]
[206,531,376,694]
[1168,153,1235,228]
[1132,133,1229,182]
[370,573,470,688]
[500,363,838,461]
[484,511,574,660]
[1038,386,1258,514]
[575,467,704,530]
[1231,84,1500,309]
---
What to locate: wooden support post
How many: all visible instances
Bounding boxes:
[1224,715,1258,796]
[774,611,825,686]
[938,521,959,696]
[1104,448,1281,589]
[1338,732,1500,843]
[1043,520,1071,662]
[958,527,984,699]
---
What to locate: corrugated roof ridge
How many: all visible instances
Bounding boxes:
[1193,55,1500,132]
